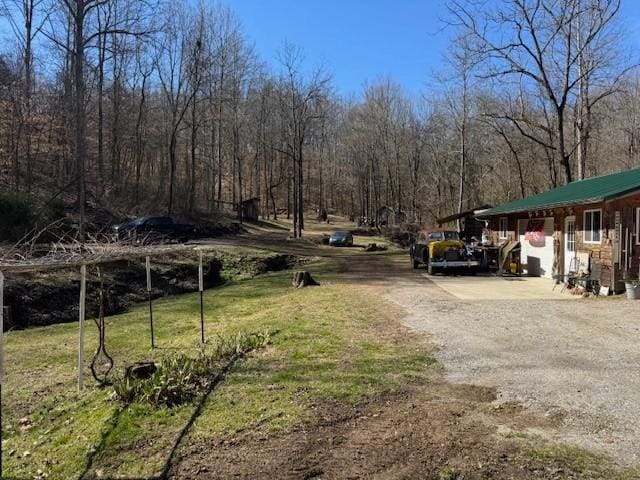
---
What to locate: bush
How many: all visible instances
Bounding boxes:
[349,227,378,236]
[0,193,36,242]
[384,225,419,247]
[113,330,271,407]
[0,192,66,242]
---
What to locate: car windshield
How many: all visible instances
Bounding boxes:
[443,231,459,240]
[332,231,348,238]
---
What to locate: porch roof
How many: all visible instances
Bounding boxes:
[482,168,640,216]
[437,204,493,225]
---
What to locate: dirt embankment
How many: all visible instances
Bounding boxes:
[3,251,300,330]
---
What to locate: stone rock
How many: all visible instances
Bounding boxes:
[124,361,157,381]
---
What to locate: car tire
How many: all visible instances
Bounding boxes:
[427,262,436,275]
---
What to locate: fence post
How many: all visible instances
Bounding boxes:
[0,270,4,479]
[199,251,205,344]
[78,264,86,390]
[146,256,155,349]
[0,271,4,384]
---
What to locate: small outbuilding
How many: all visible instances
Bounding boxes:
[480,168,640,291]
[239,197,260,222]
[377,206,407,226]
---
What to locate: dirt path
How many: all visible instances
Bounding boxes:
[170,248,638,479]
[174,382,571,480]
[191,226,328,257]
[191,220,383,258]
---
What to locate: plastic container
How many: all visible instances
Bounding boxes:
[625,281,640,300]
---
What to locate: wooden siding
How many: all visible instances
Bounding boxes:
[485,191,640,290]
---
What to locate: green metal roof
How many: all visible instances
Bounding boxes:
[482,168,640,216]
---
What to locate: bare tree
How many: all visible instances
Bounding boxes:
[277,42,330,237]
[156,1,200,215]
[41,0,155,239]
[449,0,631,184]
[442,32,478,220]
[1,0,48,190]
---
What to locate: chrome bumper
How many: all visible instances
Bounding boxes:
[430,260,480,268]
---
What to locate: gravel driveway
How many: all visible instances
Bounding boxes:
[387,274,640,466]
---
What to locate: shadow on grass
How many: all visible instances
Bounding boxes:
[156,353,243,479]
[250,220,289,231]
[78,403,130,480]
[78,354,244,480]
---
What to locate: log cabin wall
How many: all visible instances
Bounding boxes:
[487,215,518,244]
[568,204,614,287]
[568,194,640,288]
[607,194,640,284]
[485,191,640,288]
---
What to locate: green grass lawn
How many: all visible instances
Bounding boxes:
[2,257,434,479]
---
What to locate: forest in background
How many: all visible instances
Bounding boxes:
[1,0,639,238]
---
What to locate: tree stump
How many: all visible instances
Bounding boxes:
[364,243,386,252]
[292,271,319,288]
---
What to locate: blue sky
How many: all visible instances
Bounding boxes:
[229,0,453,98]
[3,0,640,98]
[229,0,640,99]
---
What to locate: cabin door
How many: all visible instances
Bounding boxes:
[564,216,576,274]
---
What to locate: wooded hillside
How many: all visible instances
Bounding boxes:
[0,0,638,235]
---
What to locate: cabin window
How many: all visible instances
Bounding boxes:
[499,217,508,239]
[583,209,602,244]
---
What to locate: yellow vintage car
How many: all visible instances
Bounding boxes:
[409,230,480,275]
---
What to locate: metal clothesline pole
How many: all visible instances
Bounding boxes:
[199,251,205,344]
[0,270,4,479]
[146,256,155,349]
[0,245,215,390]
[78,264,87,391]
[0,246,222,474]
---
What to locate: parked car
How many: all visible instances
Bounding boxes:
[113,216,196,242]
[329,231,354,247]
[409,229,480,274]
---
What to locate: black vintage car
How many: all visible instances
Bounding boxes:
[113,216,196,242]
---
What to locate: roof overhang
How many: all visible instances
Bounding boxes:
[478,187,640,217]
[438,204,493,224]
[478,168,640,218]
[477,198,604,217]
